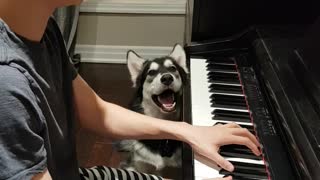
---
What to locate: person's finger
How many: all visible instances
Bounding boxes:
[203,176,232,180]
[211,152,234,172]
[231,128,260,148]
[223,122,241,128]
[226,136,260,156]
[213,123,223,127]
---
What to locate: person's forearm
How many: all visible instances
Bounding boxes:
[98,102,190,141]
[73,75,191,142]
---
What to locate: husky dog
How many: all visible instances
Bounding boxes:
[116,44,188,178]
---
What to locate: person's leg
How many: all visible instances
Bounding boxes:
[79,166,164,180]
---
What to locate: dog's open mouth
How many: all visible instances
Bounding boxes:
[152,90,176,112]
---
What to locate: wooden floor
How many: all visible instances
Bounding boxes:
[76,63,133,168]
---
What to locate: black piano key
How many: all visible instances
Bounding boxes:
[213,109,250,118]
[206,57,235,64]
[219,161,268,179]
[221,145,256,154]
[211,99,247,107]
[212,110,251,123]
[207,69,238,74]
[207,71,239,79]
[211,103,247,110]
[207,72,240,84]
[206,64,237,73]
[209,79,240,85]
[223,175,265,180]
[230,160,266,171]
[211,102,247,110]
[220,151,262,160]
[220,169,268,179]
[211,97,247,105]
[207,62,236,69]
[209,83,243,95]
[220,145,262,160]
[221,145,253,155]
[212,94,246,101]
[210,94,247,109]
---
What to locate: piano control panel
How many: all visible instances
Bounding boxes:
[239,67,277,137]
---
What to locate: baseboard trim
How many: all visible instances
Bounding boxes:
[75,44,173,64]
[80,0,186,14]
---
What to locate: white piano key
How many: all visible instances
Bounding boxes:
[207,70,238,74]
[191,58,213,124]
[210,81,242,86]
[210,104,249,113]
[210,91,245,97]
[225,157,264,165]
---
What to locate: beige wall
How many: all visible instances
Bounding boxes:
[77,13,185,46]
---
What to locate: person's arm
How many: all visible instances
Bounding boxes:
[32,169,52,180]
[73,75,261,172]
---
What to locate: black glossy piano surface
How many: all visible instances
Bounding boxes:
[182,18,320,180]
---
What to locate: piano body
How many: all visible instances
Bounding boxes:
[182,0,320,179]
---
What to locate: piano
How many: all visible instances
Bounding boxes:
[182,1,320,179]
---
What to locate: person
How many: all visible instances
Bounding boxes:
[0,0,261,180]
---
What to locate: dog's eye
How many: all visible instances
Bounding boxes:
[168,66,177,72]
[148,70,158,76]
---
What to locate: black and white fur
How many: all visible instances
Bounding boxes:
[116,44,188,178]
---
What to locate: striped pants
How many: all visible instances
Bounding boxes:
[79,166,163,180]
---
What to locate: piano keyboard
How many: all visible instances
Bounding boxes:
[190,57,268,180]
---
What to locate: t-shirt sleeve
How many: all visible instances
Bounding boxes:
[68,57,78,80]
[0,65,47,179]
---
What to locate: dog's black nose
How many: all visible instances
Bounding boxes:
[161,74,174,86]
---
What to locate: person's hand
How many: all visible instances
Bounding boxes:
[184,123,261,172]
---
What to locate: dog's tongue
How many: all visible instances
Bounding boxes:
[158,91,174,106]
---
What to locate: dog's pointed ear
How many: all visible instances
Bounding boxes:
[169,44,189,73]
[127,50,146,87]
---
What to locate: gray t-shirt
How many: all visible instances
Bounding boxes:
[0,17,79,180]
